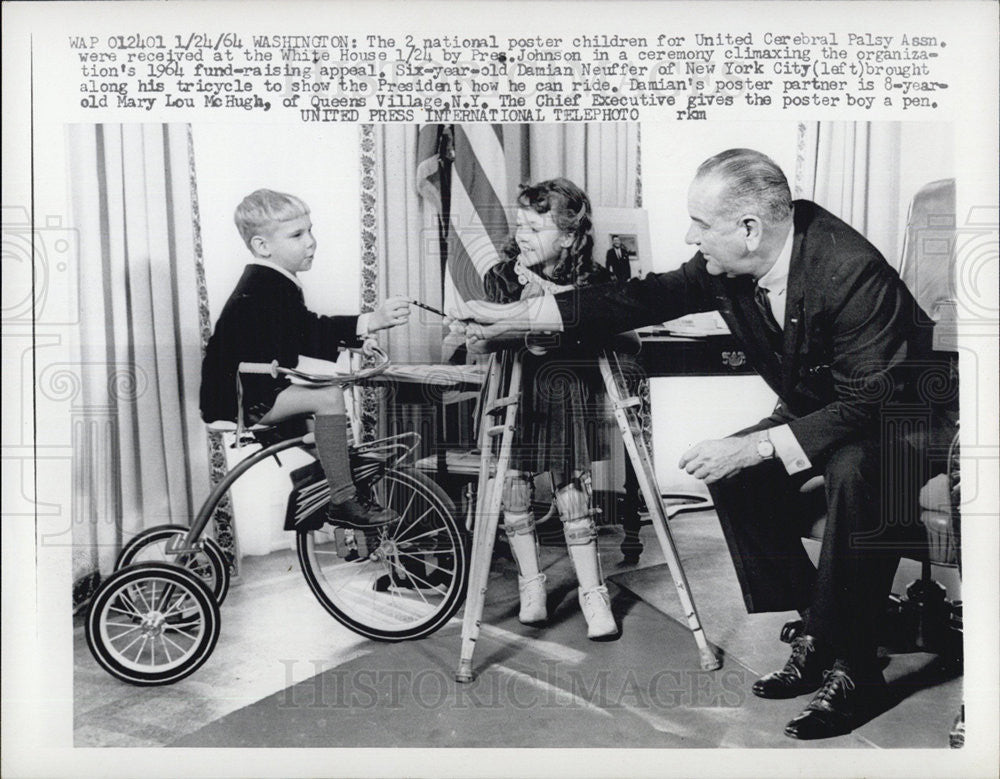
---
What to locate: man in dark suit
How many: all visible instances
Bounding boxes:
[460,149,941,739]
[605,235,631,282]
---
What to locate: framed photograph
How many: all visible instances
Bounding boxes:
[593,207,652,279]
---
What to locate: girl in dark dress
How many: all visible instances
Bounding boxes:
[483,178,617,639]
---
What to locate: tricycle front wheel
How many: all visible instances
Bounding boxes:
[297,467,468,641]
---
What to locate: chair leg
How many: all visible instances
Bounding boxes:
[618,457,643,564]
[906,572,949,653]
[949,704,965,749]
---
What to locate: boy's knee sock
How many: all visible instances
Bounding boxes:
[313,414,356,504]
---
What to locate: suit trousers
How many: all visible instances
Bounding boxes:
[708,434,927,671]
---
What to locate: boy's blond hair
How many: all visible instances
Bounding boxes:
[234,189,309,249]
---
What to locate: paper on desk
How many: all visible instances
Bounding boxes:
[661,311,730,337]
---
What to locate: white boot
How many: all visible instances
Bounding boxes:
[578,584,616,639]
[517,573,548,624]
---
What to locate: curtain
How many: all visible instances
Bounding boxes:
[795,122,903,265]
[375,125,446,365]
[67,124,210,585]
[516,124,640,207]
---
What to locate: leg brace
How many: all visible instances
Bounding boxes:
[501,470,535,536]
[555,473,598,546]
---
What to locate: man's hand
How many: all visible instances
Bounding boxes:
[369,296,411,331]
[678,436,762,483]
[445,299,540,351]
[449,320,534,354]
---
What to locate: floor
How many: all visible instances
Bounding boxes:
[73,509,962,750]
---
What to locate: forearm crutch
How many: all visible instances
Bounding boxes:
[598,350,721,671]
[456,349,523,683]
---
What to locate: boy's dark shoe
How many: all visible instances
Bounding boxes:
[784,661,886,740]
[752,634,832,699]
[326,498,398,530]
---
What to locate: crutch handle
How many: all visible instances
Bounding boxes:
[238,360,279,377]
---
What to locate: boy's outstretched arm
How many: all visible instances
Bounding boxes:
[364,296,412,333]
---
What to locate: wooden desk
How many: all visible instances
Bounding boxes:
[607,330,775,562]
[637,331,756,377]
[636,332,777,494]
[394,341,767,564]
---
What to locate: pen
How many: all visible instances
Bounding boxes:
[408,299,448,318]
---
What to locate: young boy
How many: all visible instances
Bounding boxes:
[200,189,411,528]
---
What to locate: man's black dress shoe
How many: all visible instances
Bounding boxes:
[779,618,804,644]
[784,662,885,740]
[751,635,830,699]
[780,608,810,643]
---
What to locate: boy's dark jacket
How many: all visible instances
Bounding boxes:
[200,264,361,423]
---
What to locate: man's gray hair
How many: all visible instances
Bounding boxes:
[696,148,793,224]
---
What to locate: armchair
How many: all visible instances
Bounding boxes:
[793,180,961,664]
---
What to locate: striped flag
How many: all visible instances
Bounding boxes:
[416,124,509,309]
[416,124,452,299]
[446,125,509,305]
[416,124,449,213]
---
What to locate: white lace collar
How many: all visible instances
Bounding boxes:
[513,257,575,296]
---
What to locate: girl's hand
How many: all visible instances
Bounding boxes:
[370,296,411,331]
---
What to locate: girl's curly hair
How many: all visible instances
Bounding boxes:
[503,178,602,286]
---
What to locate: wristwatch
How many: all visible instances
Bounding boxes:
[756,431,776,460]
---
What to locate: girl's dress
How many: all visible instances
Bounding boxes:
[483,256,614,486]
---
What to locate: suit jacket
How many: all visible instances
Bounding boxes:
[605,246,631,282]
[200,264,361,422]
[555,200,939,465]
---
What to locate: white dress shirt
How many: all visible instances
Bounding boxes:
[754,223,793,327]
[752,223,813,474]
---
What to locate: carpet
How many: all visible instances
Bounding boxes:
[171,554,959,749]
[172,572,778,748]
[610,562,963,749]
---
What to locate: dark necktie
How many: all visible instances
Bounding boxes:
[754,283,784,355]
